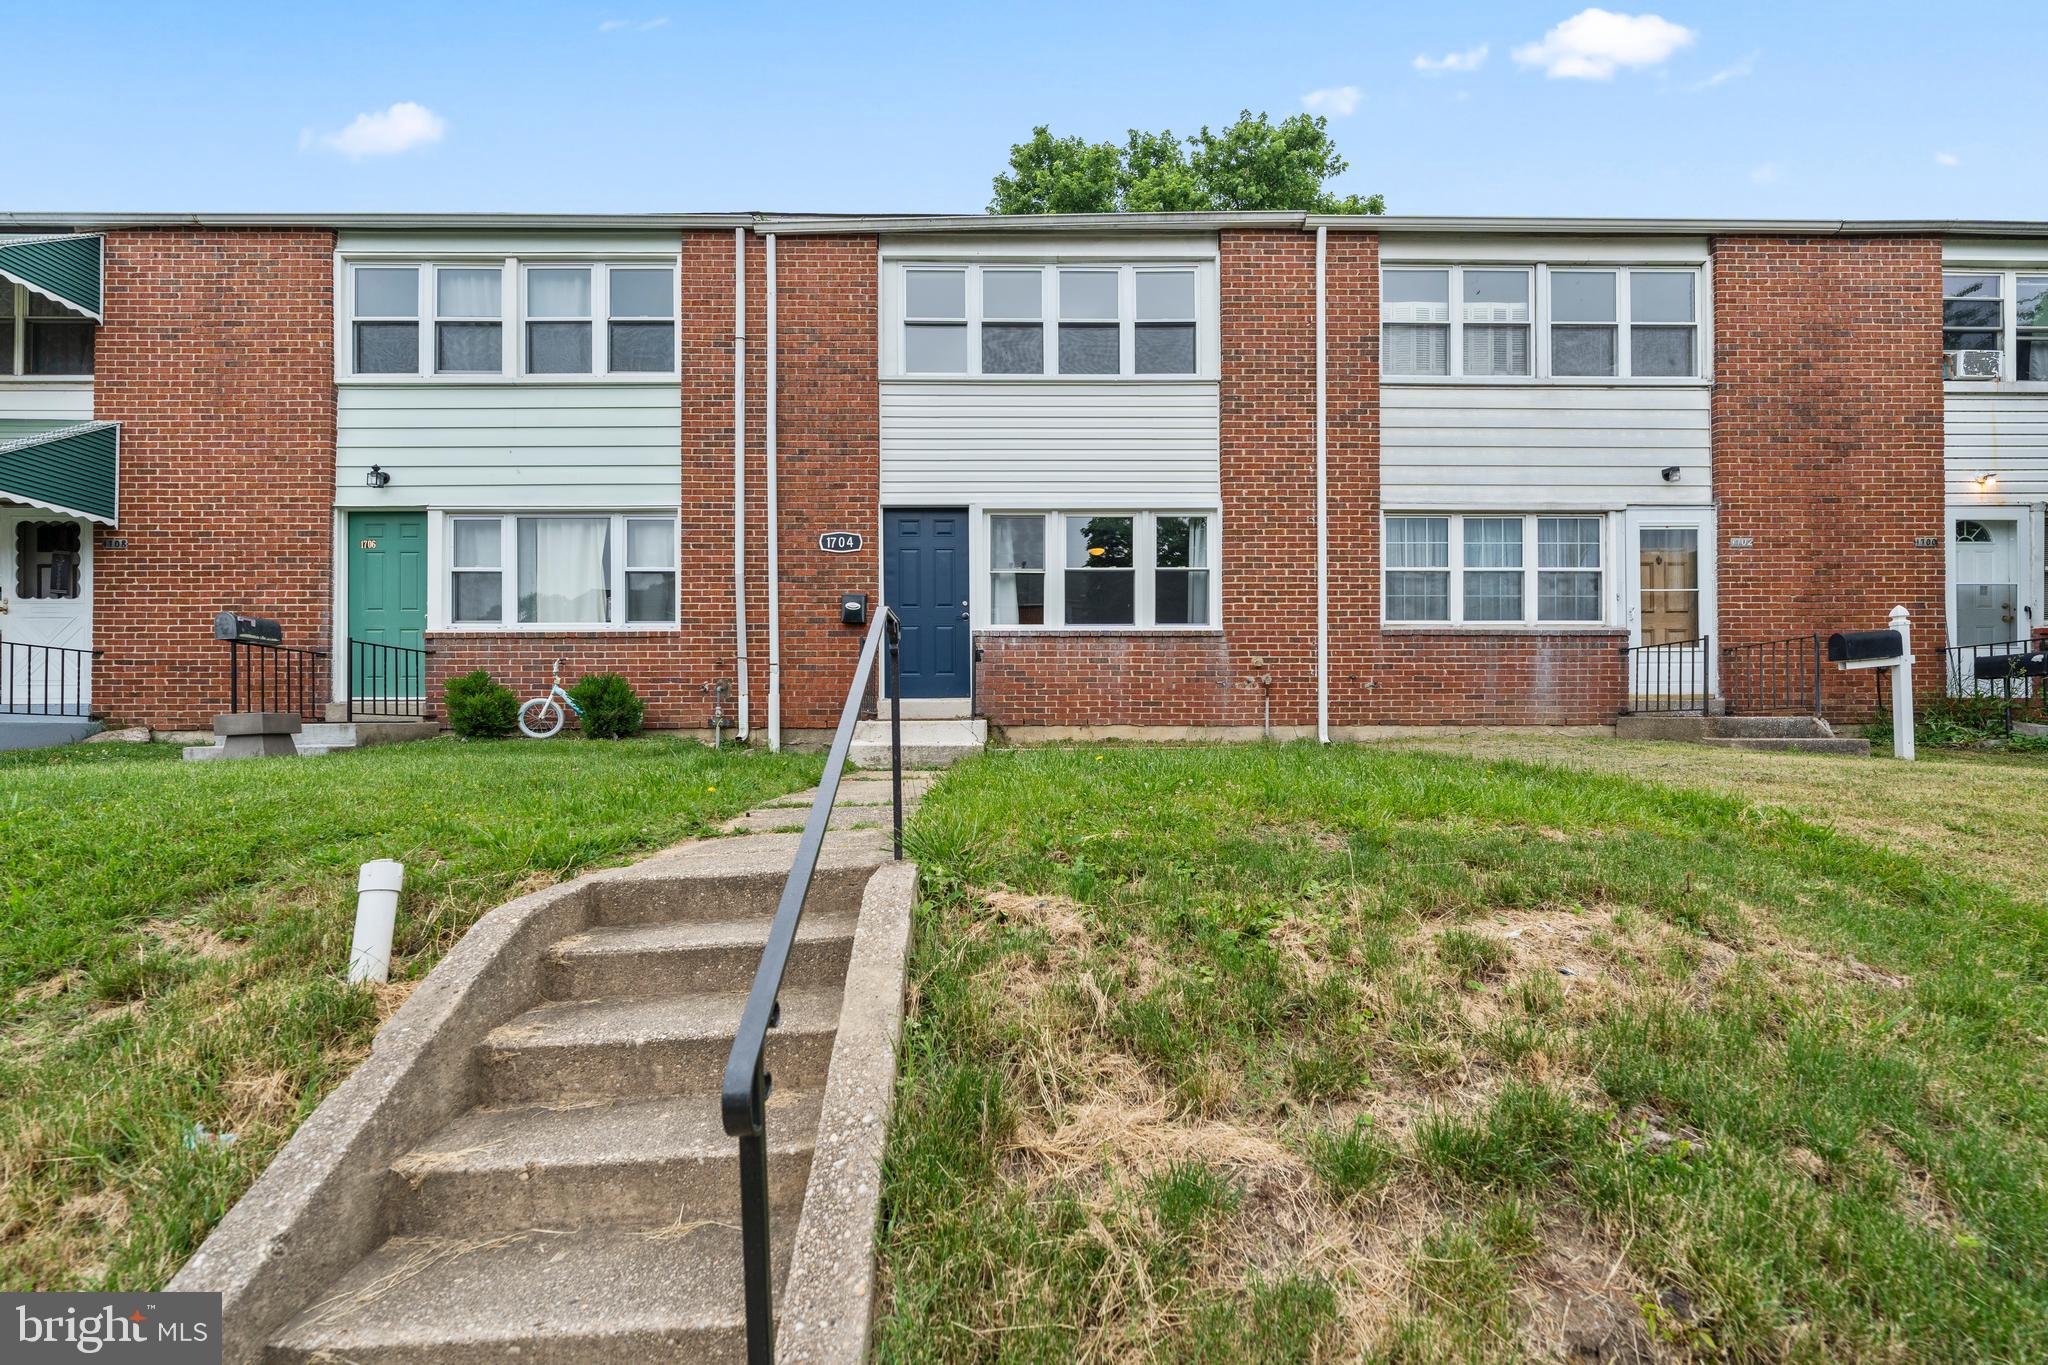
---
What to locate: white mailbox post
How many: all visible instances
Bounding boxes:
[1829,605,1915,761]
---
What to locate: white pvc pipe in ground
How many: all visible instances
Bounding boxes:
[348,859,405,984]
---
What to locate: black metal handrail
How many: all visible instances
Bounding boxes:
[1620,634,1710,714]
[0,636,102,718]
[226,637,329,720]
[346,637,435,720]
[1938,635,2042,701]
[1720,633,1823,716]
[723,608,903,1365]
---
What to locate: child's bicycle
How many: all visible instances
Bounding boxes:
[518,660,581,739]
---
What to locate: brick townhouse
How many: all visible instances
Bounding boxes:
[1,211,2042,745]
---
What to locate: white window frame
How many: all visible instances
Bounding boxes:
[1943,267,2048,386]
[0,280,96,380]
[1381,263,1708,385]
[434,510,680,632]
[337,255,680,384]
[1381,512,1611,629]
[885,261,1214,381]
[975,508,1223,631]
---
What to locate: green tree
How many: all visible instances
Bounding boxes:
[989,110,1384,215]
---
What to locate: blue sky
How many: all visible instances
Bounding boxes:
[6,1,2045,219]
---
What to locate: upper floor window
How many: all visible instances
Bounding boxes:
[894,263,1206,379]
[1944,270,2048,382]
[345,260,677,380]
[0,282,95,378]
[1383,265,1700,381]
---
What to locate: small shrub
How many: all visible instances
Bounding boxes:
[442,670,517,739]
[568,673,645,739]
[1303,1116,1399,1200]
[1866,694,2048,753]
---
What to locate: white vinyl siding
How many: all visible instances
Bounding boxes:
[335,384,682,510]
[1946,390,2048,501]
[880,382,1220,506]
[1381,385,1710,510]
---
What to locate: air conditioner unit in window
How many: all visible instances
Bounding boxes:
[1944,349,2002,380]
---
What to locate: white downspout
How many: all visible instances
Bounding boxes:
[1315,224,1330,745]
[732,228,751,742]
[765,234,783,752]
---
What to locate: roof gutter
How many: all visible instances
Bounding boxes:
[752,210,1309,236]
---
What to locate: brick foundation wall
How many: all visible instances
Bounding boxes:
[1364,632,1626,725]
[975,631,1265,728]
[90,229,338,729]
[423,634,700,728]
[1712,235,1948,721]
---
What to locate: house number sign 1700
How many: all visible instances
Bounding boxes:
[818,531,864,554]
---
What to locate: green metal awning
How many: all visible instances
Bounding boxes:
[0,419,119,524]
[0,234,102,320]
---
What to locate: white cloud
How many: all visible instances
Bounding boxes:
[600,16,669,32]
[1301,85,1364,116]
[1749,161,1784,186]
[1689,51,1758,91]
[1935,151,1961,168]
[303,102,446,159]
[1513,9,1696,80]
[1413,44,1489,75]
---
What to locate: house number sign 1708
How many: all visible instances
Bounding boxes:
[818,531,864,554]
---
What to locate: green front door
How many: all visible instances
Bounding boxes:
[346,511,428,699]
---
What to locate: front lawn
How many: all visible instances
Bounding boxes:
[882,744,2048,1361]
[0,736,820,1291]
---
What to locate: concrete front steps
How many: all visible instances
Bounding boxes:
[1616,712,1871,756]
[184,718,440,760]
[850,717,985,768]
[175,776,924,1365]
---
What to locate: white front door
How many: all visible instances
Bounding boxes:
[1622,507,1717,703]
[0,509,95,712]
[1950,515,2026,648]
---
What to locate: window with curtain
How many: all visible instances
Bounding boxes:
[435,267,502,374]
[1462,270,1531,377]
[1383,264,1704,380]
[990,514,1046,624]
[1384,514,1607,626]
[445,513,677,628]
[526,267,593,375]
[984,511,1216,628]
[14,521,82,599]
[353,266,420,375]
[2021,276,2048,382]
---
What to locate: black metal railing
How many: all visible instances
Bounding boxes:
[346,637,434,720]
[1938,635,2042,702]
[0,637,101,717]
[227,637,329,720]
[1620,635,1711,714]
[723,608,903,1365]
[1720,634,1823,716]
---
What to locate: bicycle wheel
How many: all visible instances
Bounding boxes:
[518,697,565,739]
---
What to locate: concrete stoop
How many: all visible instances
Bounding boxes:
[183,718,441,761]
[849,717,985,769]
[171,778,923,1365]
[1614,712,1871,756]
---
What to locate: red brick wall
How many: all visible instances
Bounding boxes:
[424,634,700,728]
[90,229,338,729]
[1711,235,1948,719]
[770,234,880,728]
[1364,632,1626,725]
[976,631,1265,728]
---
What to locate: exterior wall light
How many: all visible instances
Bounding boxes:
[1975,472,1998,492]
[1660,466,1681,483]
[366,464,392,489]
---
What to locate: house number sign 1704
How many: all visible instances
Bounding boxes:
[818,531,864,554]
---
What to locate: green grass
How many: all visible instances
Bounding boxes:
[877,743,2048,1363]
[0,735,819,1290]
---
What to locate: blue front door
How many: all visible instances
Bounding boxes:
[883,508,969,698]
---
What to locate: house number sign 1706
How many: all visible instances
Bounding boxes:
[818,531,864,554]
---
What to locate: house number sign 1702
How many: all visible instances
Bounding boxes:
[818,531,864,554]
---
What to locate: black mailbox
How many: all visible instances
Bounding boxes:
[1974,650,2048,681]
[840,592,869,627]
[214,612,284,645]
[1826,629,1902,663]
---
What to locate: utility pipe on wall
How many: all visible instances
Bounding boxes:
[1315,224,1330,745]
[732,228,751,741]
[765,234,783,752]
